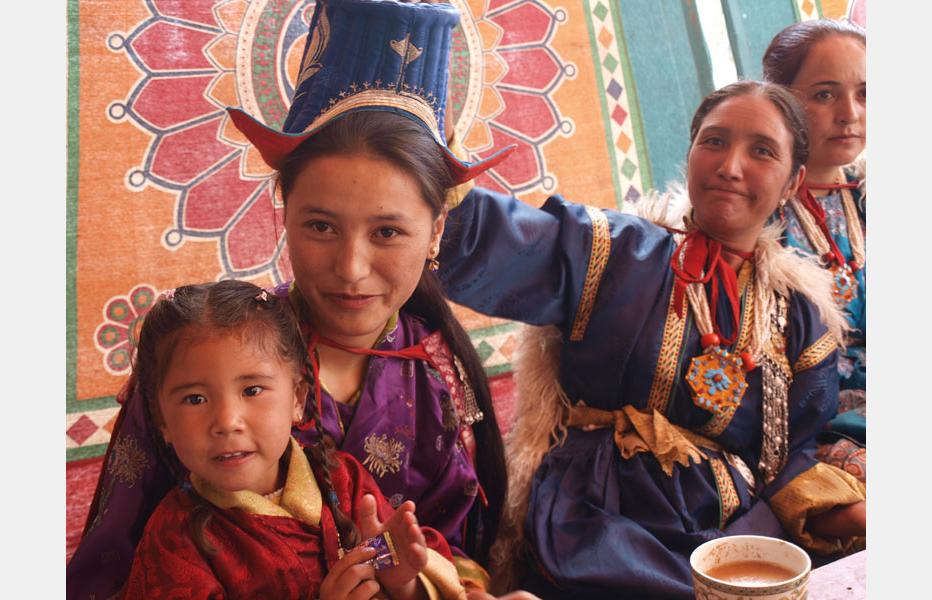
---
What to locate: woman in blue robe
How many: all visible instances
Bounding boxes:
[438,81,866,598]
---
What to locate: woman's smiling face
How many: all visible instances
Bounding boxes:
[284,152,444,347]
[688,93,803,251]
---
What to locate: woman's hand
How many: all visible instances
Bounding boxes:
[319,544,381,600]
[357,494,429,599]
[807,500,866,539]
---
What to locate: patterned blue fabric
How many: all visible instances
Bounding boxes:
[439,188,840,598]
[781,170,865,445]
[782,172,865,392]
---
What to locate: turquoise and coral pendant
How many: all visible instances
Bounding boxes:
[687,346,749,417]
[830,262,857,306]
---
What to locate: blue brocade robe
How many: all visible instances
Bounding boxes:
[439,188,864,599]
[782,171,866,443]
[783,170,865,391]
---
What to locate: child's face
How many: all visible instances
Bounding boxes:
[157,328,305,495]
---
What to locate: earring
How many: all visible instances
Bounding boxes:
[778,197,787,220]
[427,247,440,272]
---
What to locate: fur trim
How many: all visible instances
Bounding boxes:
[849,154,866,183]
[622,182,691,230]
[847,154,866,205]
[488,192,849,589]
[631,185,849,348]
[489,325,569,593]
[754,224,849,348]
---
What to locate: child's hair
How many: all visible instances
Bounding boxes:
[135,279,361,554]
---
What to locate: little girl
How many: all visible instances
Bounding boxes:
[121,280,465,599]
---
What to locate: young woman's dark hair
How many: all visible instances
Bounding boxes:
[276,111,507,565]
[762,19,866,86]
[689,80,810,177]
[135,279,362,554]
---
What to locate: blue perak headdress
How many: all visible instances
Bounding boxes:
[228,0,514,184]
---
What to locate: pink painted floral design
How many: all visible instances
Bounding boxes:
[109,0,572,282]
[94,284,159,375]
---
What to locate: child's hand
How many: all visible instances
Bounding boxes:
[467,592,543,600]
[319,544,380,600]
[358,493,428,598]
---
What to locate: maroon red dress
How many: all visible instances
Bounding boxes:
[122,441,459,599]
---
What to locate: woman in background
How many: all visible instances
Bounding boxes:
[763,19,866,480]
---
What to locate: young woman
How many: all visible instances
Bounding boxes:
[122,280,462,599]
[68,2,513,597]
[764,19,867,474]
[439,81,866,598]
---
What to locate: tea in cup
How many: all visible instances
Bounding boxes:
[690,535,810,599]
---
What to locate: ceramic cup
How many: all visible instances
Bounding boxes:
[690,535,811,599]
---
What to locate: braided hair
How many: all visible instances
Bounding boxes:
[135,279,360,554]
[276,111,507,565]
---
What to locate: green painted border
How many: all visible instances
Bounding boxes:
[466,320,518,340]
[484,363,513,377]
[67,395,119,414]
[584,0,625,209]
[66,0,79,405]
[610,2,653,191]
[68,443,108,462]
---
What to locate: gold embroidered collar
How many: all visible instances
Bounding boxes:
[191,438,323,527]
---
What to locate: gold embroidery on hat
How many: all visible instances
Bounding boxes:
[294,8,331,101]
[303,89,443,144]
[391,34,423,66]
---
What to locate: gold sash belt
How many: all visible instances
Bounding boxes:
[567,404,722,476]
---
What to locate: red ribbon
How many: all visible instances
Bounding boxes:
[804,182,859,192]
[669,229,747,346]
[297,325,492,510]
[296,328,439,431]
[797,183,861,272]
